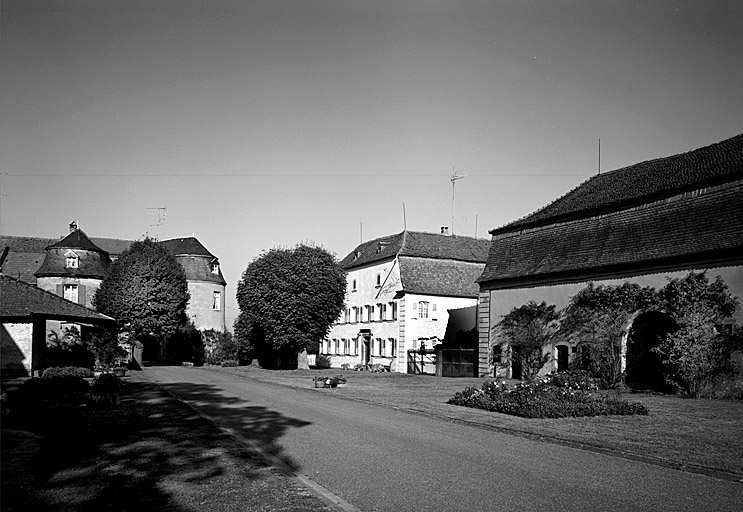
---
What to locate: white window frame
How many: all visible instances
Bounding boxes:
[213,291,221,311]
[65,251,79,269]
[63,284,78,303]
[419,301,429,319]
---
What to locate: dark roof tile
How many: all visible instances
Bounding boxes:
[497,133,743,233]
[478,184,743,285]
[340,230,490,269]
[0,274,115,322]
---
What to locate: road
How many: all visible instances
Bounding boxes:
[142,367,742,512]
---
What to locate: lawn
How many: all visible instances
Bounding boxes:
[213,365,743,479]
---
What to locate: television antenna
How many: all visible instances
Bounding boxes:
[450,168,467,235]
[147,208,167,241]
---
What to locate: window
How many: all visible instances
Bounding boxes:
[378,338,386,356]
[390,338,397,357]
[389,302,397,320]
[365,305,375,322]
[354,339,359,355]
[65,251,78,269]
[419,301,429,319]
[377,303,386,321]
[63,284,78,303]
[376,273,382,287]
[352,279,357,292]
[334,338,341,355]
[352,307,359,323]
[213,291,221,310]
[211,261,220,274]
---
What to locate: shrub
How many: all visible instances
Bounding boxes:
[221,360,239,367]
[42,366,93,379]
[91,373,123,395]
[448,376,648,418]
[19,373,90,399]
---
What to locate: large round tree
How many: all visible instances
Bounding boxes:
[235,244,346,369]
[93,238,190,348]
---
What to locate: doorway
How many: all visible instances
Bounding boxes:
[556,345,569,372]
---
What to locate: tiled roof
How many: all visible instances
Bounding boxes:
[0,274,115,322]
[478,183,743,286]
[91,238,132,257]
[160,237,215,257]
[48,229,108,253]
[497,133,743,233]
[177,256,226,285]
[340,230,490,269]
[398,256,484,298]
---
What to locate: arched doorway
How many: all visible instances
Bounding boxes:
[626,311,677,392]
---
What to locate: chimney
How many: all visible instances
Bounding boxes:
[69,220,78,232]
[440,226,449,235]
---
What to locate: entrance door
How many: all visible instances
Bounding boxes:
[557,345,569,372]
[363,339,371,365]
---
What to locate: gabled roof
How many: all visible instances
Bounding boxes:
[496,133,743,234]
[478,133,743,288]
[159,237,215,257]
[340,230,490,269]
[398,256,484,298]
[0,274,115,322]
[47,229,108,254]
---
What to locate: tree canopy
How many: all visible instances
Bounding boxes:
[93,238,190,341]
[559,282,657,388]
[495,301,559,380]
[654,271,741,396]
[235,244,346,369]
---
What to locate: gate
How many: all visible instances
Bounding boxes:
[407,349,437,375]
[440,348,476,378]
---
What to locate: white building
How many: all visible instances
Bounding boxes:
[324,230,490,373]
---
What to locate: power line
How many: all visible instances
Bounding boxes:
[2,171,589,178]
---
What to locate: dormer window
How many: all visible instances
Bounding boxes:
[65,250,79,269]
[210,260,220,274]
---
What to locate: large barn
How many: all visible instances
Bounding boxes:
[476,134,743,379]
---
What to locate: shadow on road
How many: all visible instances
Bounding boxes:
[1,376,314,512]
[154,379,313,469]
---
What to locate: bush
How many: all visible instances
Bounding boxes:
[18,373,90,399]
[448,376,648,419]
[42,366,93,379]
[221,360,239,367]
[91,373,123,395]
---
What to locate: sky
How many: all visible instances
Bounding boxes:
[2,0,742,329]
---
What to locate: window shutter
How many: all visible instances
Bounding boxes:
[56,284,63,297]
[78,285,86,305]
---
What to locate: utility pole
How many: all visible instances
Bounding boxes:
[451,168,466,235]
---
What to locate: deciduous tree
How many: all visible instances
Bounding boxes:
[93,238,190,350]
[495,301,559,380]
[560,282,656,388]
[654,272,741,396]
[235,244,346,369]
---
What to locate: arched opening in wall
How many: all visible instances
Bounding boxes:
[626,311,678,392]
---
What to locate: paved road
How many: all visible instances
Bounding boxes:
[142,367,742,512]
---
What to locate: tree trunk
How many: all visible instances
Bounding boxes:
[297,348,310,370]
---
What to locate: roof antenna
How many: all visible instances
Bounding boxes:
[403,203,407,231]
[598,138,601,175]
[451,167,466,235]
[147,208,166,241]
